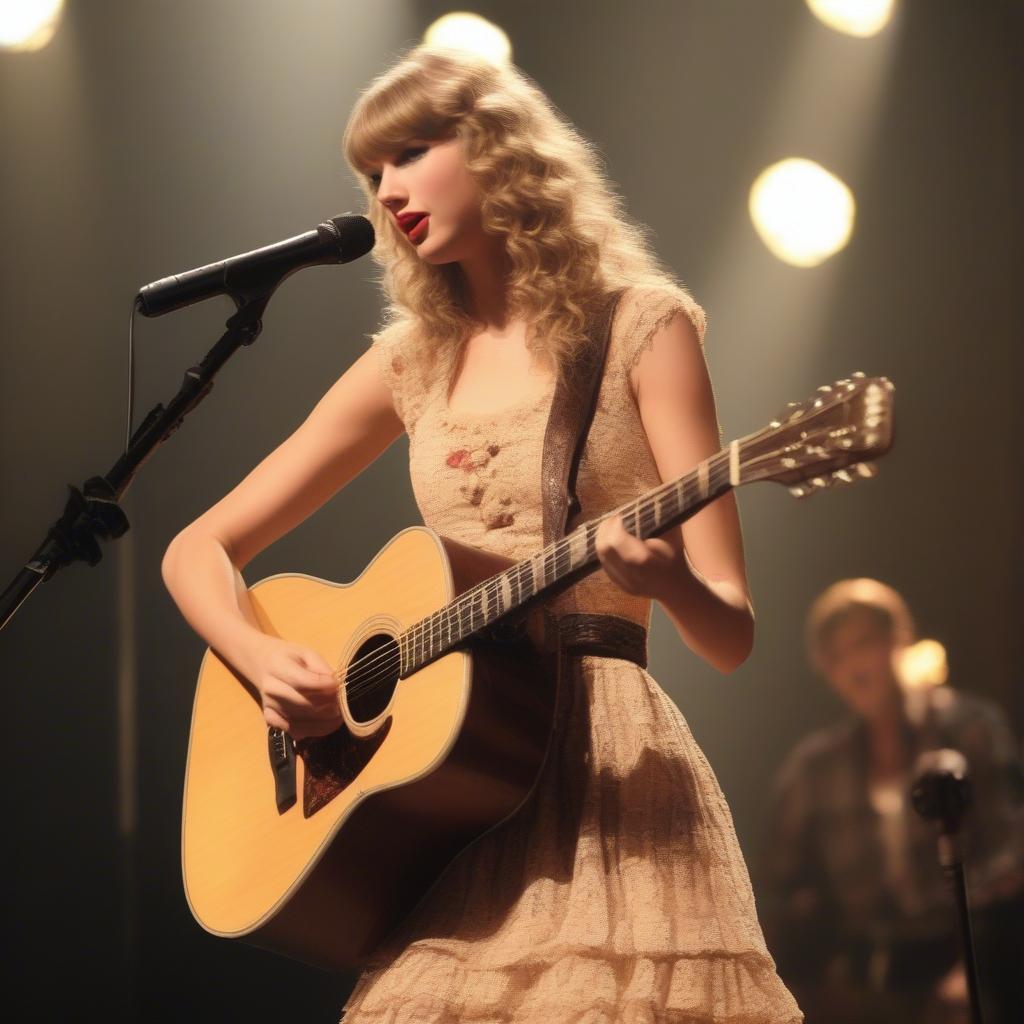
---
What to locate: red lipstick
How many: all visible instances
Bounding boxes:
[397,211,427,234]
[406,215,429,241]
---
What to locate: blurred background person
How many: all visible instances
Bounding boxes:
[759,578,1024,1024]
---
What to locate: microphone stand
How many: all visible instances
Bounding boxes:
[910,748,986,1024]
[0,289,271,631]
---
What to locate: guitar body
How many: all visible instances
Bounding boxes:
[182,526,558,970]
[180,373,895,971]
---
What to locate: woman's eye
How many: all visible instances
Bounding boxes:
[366,146,427,190]
[398,145,428,164]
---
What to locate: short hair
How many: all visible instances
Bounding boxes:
[805,578,915,667]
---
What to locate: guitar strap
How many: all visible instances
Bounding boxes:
[538,286,648,670]
[540,286,627,546]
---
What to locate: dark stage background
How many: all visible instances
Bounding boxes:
[1,1,1020,1020]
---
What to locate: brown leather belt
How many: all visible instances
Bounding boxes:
[557,612,648,669]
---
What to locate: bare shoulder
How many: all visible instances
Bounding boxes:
[623,284,748,595]
[615,283,709,403]
[621,289,711,412]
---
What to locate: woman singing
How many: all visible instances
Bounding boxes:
[162,45,802,1024]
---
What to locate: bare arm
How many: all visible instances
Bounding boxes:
[161,345,404,735]
[594,311,753,673]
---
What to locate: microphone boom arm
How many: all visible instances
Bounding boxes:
[1,291,269,630]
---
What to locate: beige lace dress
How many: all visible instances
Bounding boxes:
[340,285,802,1023]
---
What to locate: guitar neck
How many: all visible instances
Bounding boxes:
[399,440,746,675]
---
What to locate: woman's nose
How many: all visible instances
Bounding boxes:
[376,166,406,207]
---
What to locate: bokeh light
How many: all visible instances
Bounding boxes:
[897,639,950,690]
[805,0,895,38]
[749,158,856,267]
[423,12,512,64]
[0,0,64,52]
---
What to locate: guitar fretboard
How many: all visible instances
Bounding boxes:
[397,445,738,675]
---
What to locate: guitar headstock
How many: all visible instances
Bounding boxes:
[739,373,894,497]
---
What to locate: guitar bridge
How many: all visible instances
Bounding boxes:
[267,727,296,814]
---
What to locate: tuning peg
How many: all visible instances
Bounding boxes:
[854,462,877,478]
[852,371,866,379]
[788,484,813,499]
[811,476,830,489]
[817,384,833,394]
[831,469,855,484]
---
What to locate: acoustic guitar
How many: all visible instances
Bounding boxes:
[181,373,894,969]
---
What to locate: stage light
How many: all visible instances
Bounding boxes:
[749,158,855,268]
[897,639,949,690]
[805,0,895,38]
[0,0,64,52]
[423,12,512,64]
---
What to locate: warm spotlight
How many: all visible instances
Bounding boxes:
[0,0,64,52]
[897,639,949,691]
[805,0,895,38]
[423,12,512,64]
[749,158,855,268]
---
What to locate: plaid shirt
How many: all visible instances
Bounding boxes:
[758,687,1024,984]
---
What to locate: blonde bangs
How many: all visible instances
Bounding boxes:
[343,52,471,175]
[343,46,700,391]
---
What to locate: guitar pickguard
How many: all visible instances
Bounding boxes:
[297,719,393,817]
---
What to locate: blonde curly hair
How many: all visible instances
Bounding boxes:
[343,45,699,385]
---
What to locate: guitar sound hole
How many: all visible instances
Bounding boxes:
[345,632,401,725]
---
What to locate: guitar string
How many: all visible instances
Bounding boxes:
[338,458,732,704]
[339,441,831,706]
[339,459,736,708]
[343,435,849,700]
[339,431,870,708]
[339,408,871,696]
[356,415,850,692]
[335,522,607,697]
[339,457,741,705]
[340,414,868,704]
[339,523,611,705]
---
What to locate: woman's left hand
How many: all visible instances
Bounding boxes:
[594,513,695,603]
[594,305,753,672]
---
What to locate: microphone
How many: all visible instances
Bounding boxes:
[910,748,986,1023]
[911,748,972,835]
[136,214,375,317]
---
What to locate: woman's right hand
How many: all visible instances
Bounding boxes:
[243,635,344,741]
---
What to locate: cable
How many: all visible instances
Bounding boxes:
[124,295,141,453]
